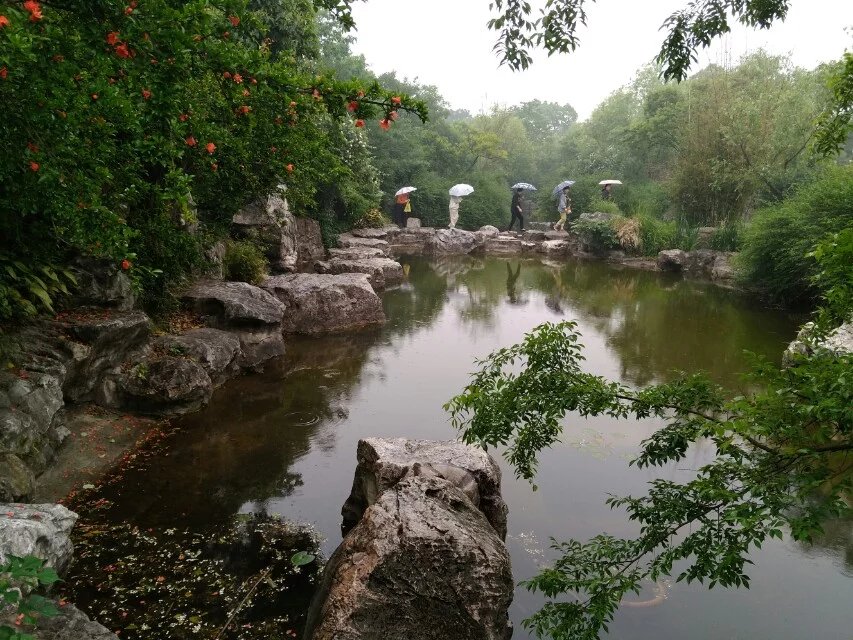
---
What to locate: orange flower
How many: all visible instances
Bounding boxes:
[52,54,64,62]
[29,161,39,172]
[91,93,98,100]
[354,119,365,128]
[205,142,216,154]
[179,113,189,122]
[124,6,133,15]
[379,118,391,131]
[23,1,42,21]
[185,136,197,147]
[0,67,6,80]
[228,15,240,27]
[141,88,151,100]
[389,111,398,121]
[289,101,297,108]
[27,142,38,153]
[250,77,257,85]
[237,105,251,115]
[222,71,231,79]
[0,15,10,28]
[391,96,401,105]
[233,73,243,84]
[356,90,365,98]
[347,100,359,112]
[121,259,131,270]
[106,31,120,45]
[222,31,229,39]
[286,164,294,173]
[114,43,131,58]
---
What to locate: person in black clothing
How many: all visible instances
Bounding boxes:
[508,188,524,231]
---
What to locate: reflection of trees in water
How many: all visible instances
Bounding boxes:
[802,514,853,574]
[382,255,450,337]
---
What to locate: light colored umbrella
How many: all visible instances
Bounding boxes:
[552,180,576,196]
[511,182,537,191]
[598,179,623,186]
[449,184,474,197]
[395,186,417,196]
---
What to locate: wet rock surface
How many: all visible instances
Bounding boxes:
[0,503,77,572]
[426,228,481,254]
[305,474,513,640]
[315,258,403,290]
[231,193,298,273]
[262,273,385,334]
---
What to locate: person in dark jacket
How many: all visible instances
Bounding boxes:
[392,193,409,228]
[508,188,524,231]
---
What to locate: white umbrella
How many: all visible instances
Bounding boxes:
[449,184,474,197]
[598,179,623,186]
[395,186,417,196]
[511,182,537,191]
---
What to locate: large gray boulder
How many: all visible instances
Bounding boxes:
[262,273,385,334]
[181,281,286,369]
[69,258,135,311]
[476,225,500,238]
[341,438,508,540]
[154,329,241,387]
[30,603,119,640]
[711,252,737,281]
[784,321,853,365]
[0,453,35,501]
[315,258,403,290]
[426,228,481,254]
[58,310,152,403]
[483,236,524,255]
[295,217,326,269]
[116,355,212,416]
[540,239,570,256]
[328,247,386,261]
[657,249,689,272]
[337,234,390,254]
[0,503,77,572]
[231,193,298,273]
[305,474,513,640]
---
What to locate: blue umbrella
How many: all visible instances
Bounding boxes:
[552,180,576,197]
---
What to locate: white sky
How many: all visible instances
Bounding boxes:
[349,0,853,120]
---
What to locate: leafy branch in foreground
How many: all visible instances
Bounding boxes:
[446,318,851,640]
[0,555,61,639]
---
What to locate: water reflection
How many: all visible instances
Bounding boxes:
[92,254,851,640]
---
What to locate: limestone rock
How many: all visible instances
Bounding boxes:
[328,247,386,260]
[118,355,212,416]
[657,249,689,272]
[426,228,481,254]
[0,453,35,501]
[0,503,77,572]
[784,321,853,365]
[315,258,403,290]
[711,252,737,281]
[476,225,500,238]
[231,193,298,273]
[182,280,285,327]
[405,217,422,229]
[305,474,513,640]
[262,273,385,334]
[154,329,241,386]
[351,228,388,239]
[31,603,119,640]
[295,217,326,269]
[341,438,508,540]
[69,258,135,311]
[544,230,570,240]
[483,237,524,255]
[540,239,570,256]
[522,230,547,242]
[337,234,390,253]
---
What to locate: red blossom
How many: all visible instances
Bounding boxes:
[141,88,152,100]
[379,118,391,131]
[29,161,39,171]
[286,163,294,173]
[228,15,240,27]
[23,0,42,21]
[179,113,189,122]
[0,67,6,80]
[237,105,251,115]
[91,93,98,100]
[121,259,131,270]
[357,90,365,98]
[233,73,243,84]
[222,31,229,39]
[106,31,120,45]
[289,101,297,108]
[205,142,216,154]
[389,110,399,121]
[0,15,10,28]
[250,77,257,85]
[347,100,359,112]
[52,54,64,62]
[185,136,196,147]
[222,71,231,79]
[27,142,38,153]
[391,96,401,105]
[124,6,133,15]
[354,119,365,128]
[114,43,132,58]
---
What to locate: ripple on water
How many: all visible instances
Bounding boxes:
[283,411,321,427]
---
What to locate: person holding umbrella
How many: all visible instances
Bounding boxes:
[599,179,622,200]
[555,184,572,231]
[448,184,474,229]
[393,187,416,228]
[508,188,525,232]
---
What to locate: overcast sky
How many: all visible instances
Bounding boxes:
[349,0,853,120]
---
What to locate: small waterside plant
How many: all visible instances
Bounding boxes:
[0,555,61,639]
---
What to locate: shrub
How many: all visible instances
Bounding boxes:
[616,181,672,218]
[222,240,268,285]
[637,214,676,256]
[614,217,641,252]
[0,255,77,321]
[738,164,853,305]
[709,222,743,252]
[588,197,621,215]
[572,215,619,253]
[353,208,391,229]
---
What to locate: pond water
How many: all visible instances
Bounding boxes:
[96,255,852,639]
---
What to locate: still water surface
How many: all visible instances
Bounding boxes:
[104,256,852,639]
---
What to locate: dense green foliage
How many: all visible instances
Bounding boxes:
[222,240,268,285]
[447,237,852,639]
[1,555,61,639]
[737,164,853,305]
[0,0,425,319]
